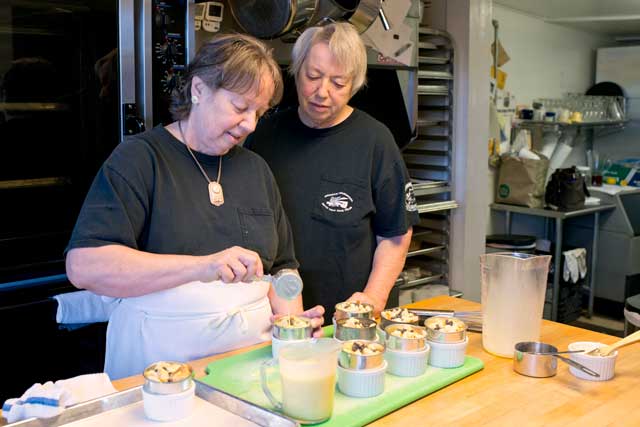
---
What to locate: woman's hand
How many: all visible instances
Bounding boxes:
[204,246,263,283]
[300,305,325,338]
[271,305,326,338]
[347,292,385,317]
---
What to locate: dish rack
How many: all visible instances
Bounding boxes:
[391,25,458,307]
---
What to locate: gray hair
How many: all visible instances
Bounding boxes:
[289,22,367,96]
[170,33,283,120]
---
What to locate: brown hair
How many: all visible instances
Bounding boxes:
[170,33,283,120]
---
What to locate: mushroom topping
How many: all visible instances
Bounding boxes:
[144,362,191,383]
[343,341,384,355]
[275,315,310,329]
[381,307,419,323]
[425,316,466,333]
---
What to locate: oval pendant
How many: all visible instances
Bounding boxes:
[208,182,224,206]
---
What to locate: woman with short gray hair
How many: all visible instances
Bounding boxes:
[65,33,324,380]
[246,22,419,322]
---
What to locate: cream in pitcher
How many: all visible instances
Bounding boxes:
[261,338,340,423]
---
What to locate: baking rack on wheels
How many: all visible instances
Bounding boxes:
[395,24,458,307]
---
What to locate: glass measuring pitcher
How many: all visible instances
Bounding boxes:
[260,338,340,424]
[480,252,551,357]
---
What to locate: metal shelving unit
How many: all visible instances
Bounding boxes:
[395,25,458,305]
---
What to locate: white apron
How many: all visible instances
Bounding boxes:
[104,280,272,380]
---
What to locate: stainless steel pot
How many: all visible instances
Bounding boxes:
[379,307,420,330]
[424,316,467,343]
[306,0,358,28]
[339,340,385,369]
[143,362,194,395]
[384,324,427,351]
[272,316,313,340]
[335,317,378,341]
[228,0,316,39]
[334,301,374,321]
[347,0,381,33]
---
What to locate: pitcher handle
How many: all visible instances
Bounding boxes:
[260,359,282,411]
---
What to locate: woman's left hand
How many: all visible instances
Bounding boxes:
[271,305,325,338]
[348,292,385,317]
[300,305,325,338]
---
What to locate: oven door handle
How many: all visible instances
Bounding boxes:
[119,0,136,140]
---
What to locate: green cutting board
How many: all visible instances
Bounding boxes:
[199,327,483,427]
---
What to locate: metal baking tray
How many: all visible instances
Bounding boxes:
[1,380,297,427]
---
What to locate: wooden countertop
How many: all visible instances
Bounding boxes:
[113,296,640,427]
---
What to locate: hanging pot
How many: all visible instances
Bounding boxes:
[227,0,316,39]
[347,0,381,33]
[305,0,359,28]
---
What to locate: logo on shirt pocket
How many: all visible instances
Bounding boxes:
[321,192,353,212]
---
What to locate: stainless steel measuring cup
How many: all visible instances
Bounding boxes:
[513,342,599,378]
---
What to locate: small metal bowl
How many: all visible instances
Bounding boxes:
[424,316,467,343]
[335,317,378,341]
[143,361,194,395]
[513,342,558,378]
[335,301,374,321]
[272,315,313,340]
[384,324,427,351]
[379,307,420,330]
[339,340,385,370]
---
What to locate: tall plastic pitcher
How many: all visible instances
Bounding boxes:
[480,252,551,357]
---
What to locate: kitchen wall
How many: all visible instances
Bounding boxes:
[423,0,493,301]
[492,5,614,107]
[488,4,615,237]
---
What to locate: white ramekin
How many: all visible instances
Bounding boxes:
[337,360,387,398]
[568,341,618,381]
[142,381,195,422]
[271,335,313,359]
[428,336,468,368]
[385,345,430,377]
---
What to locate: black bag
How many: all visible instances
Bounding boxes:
[545,166,590,211]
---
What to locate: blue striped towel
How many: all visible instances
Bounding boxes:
[2,373,115,423]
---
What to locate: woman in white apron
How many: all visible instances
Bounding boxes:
[64,34,324,380]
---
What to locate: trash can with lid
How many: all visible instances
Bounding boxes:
[486,234,537,254]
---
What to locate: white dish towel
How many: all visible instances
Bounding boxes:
[54,291,120,324]
[2,373,116,423]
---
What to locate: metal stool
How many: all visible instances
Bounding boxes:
[624,294,640,337]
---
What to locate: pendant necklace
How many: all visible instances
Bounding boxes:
[178,121,224,206]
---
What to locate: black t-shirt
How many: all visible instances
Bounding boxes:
[245,108,419,319]
[67,125,298,273]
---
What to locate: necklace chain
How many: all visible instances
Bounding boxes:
[178,121,222,185]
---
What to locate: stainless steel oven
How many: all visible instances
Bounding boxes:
[0,0,191,402]
[0,0,191,291]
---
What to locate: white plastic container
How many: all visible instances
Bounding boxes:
[428,337,468,368]
[337,361,387,398]
[480,253,551,357]
[271,335,313,359]
[142,381,195,422]
[385,345,430,377]
[568,341,618,381]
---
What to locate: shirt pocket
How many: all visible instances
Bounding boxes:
[237,207,278,267]
[310,175,374,228]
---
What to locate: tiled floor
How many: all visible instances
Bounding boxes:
[568,313,625,337]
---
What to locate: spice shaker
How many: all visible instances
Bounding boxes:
[262,269,303,300]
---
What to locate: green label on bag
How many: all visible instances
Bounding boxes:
[499,184,510,198]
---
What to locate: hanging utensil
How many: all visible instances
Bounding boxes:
[347,0,381,33]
